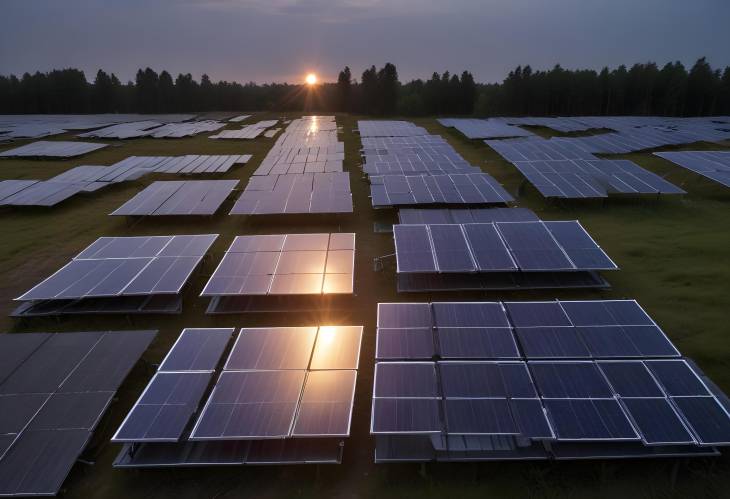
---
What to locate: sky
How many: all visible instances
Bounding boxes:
[1,0,729,85]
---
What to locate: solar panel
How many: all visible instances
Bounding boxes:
[111,180,239,216]
[374,362,438,398]
[0,140,107,158]
[373,299,730,462]
[112,371,212,442]
[393,222,615,291]
[398,208,539,224]
[17,235,217,305]
[655,151,730,188]
[190,370,306,440]
[370,173,513,207]
[291,370,357,437]
[543,399,639,441]
[224,327,317,370]
[0,330,156,495]
[439,118,535,139]
[201,234,355,304]
[158,328,233,372]
[529,362,614,398]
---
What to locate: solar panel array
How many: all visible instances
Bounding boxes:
[148,120,225,138]
[359,121,513,208]
[14,234,217,317]
[78,121,164,139]
[201,233,354,313]
[439,118,535,139]
[114,325,362,467]
[0,155,250,208]
[362,136,480,176]
[370,173,513,207]
[398,208,539,224]
[0,330,156,496]
[0,140,108,158]
[655,151,730,188]
[487,138,685,198]
[372,301,730,462]
[111,180,238,216]
[393,221,616,291]
[253,116,344,175]
[0,114,195,140]
[209,120,278,140]
[230,172,352,215]
[358,121,429,137]
[228,115,251,123]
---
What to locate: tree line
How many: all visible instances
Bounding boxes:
[0,58,729,116]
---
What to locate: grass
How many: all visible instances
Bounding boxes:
[1,114,730,498]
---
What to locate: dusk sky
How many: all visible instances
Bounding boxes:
[2,0,729,84]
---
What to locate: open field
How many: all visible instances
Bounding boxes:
[1,114,730,498]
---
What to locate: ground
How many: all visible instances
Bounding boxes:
[0,113,729,498]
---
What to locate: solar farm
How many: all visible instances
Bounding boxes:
[0,112,729,498]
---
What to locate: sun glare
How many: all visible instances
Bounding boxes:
[305,73,317,85]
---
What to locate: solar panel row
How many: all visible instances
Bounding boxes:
[398,208,539,224]
[0,330,156,496]
[439,118,535,139]
[230,172,353,214]
[655,151,730,188]
[393,221,616,273]
[0,140,108,158]
[371,173,513,207]
[372,301,730,462]
[113,326,363,467]
[201,233,355,297]
[111,180,239,216]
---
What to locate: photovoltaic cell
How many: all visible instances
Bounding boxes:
[371,398,442,434]
[529,362,613,398]
[376,328,435,360]
[672,397,730,445]
[621,398,695,445]
[112,372,212,442]
[597,362,664,398]
[374,363,438,398]
[645,360,710,396]
[224,328,317,370]
[444,399,518,435]
[191,370,306,440]
[543,399,639,440]
[291,370,357,437]
[159,328,233,372]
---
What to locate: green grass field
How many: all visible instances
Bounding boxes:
[1,114,729,498]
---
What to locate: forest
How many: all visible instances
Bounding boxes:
[0,58,729,117]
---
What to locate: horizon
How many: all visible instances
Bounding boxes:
[2,0,729,85]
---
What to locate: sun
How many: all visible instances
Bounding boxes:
[305,73,317,86]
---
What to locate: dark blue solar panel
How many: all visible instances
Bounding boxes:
[461,224,516,271]
[515,327,590,358]
[576,326,641,358]
[529,362,613,398]
[499,363,539,398]
[444,399,518,435]
[623,326,679,357]
[543,221,615,269]
[621,398,695,444]
[597,361,664,397]
[371,398,442,433]
[544,399,638,440]
[561,300,656,328]
[510,399,554,439]
[429,225,475,272]
[376,328,435,360]
[645,361,710,396]
[672,396,730,444]
[603,301,654,325]
[432,302,509,327]
[377,303,432,328]
[505,302,572,327]
[394,225,436,273]
[439,362,505,397]
[375,363,438,398]
[437,328,519,359]
[439,362,536,398]
[159,328,232,372]
[560,301,617,326]
[496,222,574,271]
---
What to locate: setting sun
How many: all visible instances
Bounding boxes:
[305,73,317,85]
